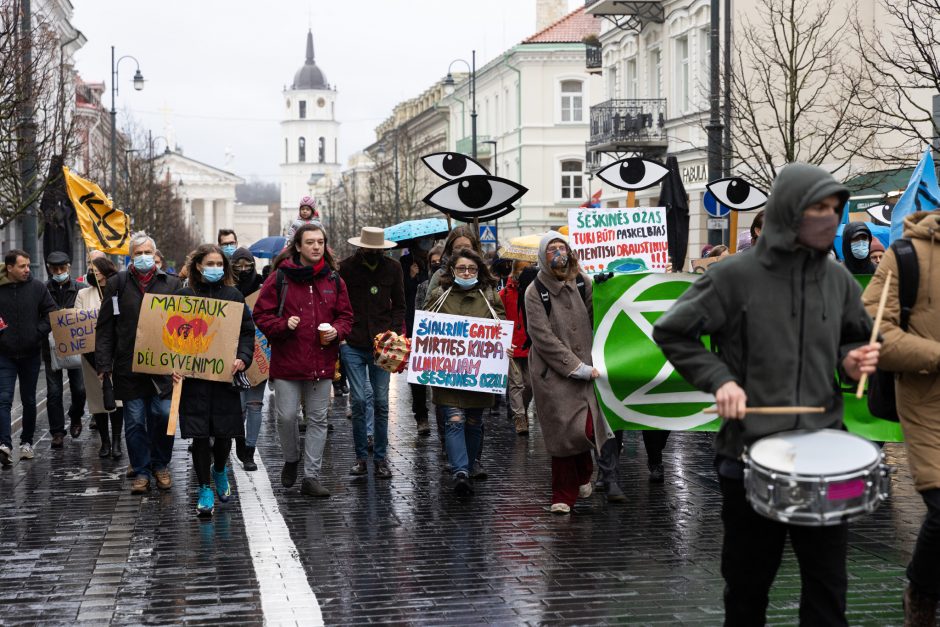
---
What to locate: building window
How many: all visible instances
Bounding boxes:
[607,64,619,100]
[561,160,584,200]
[649,48,662,99]
[675,36,690,114]
[298,137,306,163]
[299,100,307,119]
[560,80,583,122]
[625,58,638,99]
[318,137,326,163]
[700,27,710,106]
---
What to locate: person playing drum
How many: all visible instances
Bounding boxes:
[652,162,881,626]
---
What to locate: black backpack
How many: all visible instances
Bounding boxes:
[274,268,341,316]
[867,238,918,422]
[521,274,589,349]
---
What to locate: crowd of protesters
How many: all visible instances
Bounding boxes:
[0,174,936,624]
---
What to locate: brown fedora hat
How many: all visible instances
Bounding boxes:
[348,226,396,250]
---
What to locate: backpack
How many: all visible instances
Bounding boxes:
[521,274,589,349]
[274,268,341,317]
[866,238,918,422]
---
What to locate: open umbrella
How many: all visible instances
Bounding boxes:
[658,156,690,272]
[497,233,547,262]
[384,218,450,244]
[248,236,287,259]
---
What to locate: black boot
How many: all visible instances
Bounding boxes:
[235,437,248,464]
[98,435,111,458]
[110,413,124,460]
[243,446,258,471]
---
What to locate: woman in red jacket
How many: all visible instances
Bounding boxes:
[253,224,353,498]
[499,261,535,435]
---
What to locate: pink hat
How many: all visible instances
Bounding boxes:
[300,195,317,209]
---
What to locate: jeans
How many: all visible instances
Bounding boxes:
[240,381,265,448]
[719,474,848,626]
[0,353,41,448]
[124,395,173,479]
[274,378,331,479]
[908,488,940,597]
[341,344,389,462]
[44,361,86,436]
[441,406,484,477]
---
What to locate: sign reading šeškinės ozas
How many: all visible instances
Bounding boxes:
[591,272,904,442]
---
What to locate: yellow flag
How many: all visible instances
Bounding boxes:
[63,166,130,255]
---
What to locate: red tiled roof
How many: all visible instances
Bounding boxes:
[524,6,600,44]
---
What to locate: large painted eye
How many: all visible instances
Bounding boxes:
[866,204,891,226]
[596,158,668,191]
[448,204,519,224]
[706,177,768,211]
[423,176,527,218]
[421,152,489,180]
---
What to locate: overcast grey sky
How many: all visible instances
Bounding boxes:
[72,0,580,182]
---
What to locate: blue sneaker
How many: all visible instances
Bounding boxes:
[212,466,231,503]
[196,485,214,517]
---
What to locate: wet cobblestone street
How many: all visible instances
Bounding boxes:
[0,375,925,625]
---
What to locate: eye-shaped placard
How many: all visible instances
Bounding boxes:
[423,175,527,218]
[421,152,490,181]
[866,204,891,226]
[706,177,768,211]
[596,158,669,191]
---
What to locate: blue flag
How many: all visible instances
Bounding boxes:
[891,149,940,242]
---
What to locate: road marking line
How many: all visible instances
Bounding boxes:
[232,454,323,626]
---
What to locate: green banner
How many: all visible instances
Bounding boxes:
[592,273,904,442]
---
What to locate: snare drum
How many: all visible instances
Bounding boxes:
[744,429,891,526]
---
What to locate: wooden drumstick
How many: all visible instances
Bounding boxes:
[704,406,825,415]
[855,270,892,399]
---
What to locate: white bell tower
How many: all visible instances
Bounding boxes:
[279,30,341,233]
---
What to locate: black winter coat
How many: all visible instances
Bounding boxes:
[0,271,56,359]
[95,269,181,400]
[176,281,255,439]
[339,253,406,349]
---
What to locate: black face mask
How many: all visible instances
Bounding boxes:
[85,271,97,287]
[430,262,442,274]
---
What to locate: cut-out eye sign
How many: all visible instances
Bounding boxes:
[706,177,768,211]
[421,152,527,223]
[596,158,668,191]
[866,204,891,226]
[422,152,489,180]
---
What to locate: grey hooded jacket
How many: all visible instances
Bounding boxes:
[652,163,873,460]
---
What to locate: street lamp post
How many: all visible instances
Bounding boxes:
[443,51,477,160]
[110,46,145,205]
[705,0,724,246]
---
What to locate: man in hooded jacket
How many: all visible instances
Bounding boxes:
[653,163,880,626]
[841,221,876,274]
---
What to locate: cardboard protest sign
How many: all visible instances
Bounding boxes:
[568,206,669,274]
[132,294,242,383]
[407,310,514,394]
[49,308,97,357]
[691,257,722,274]
[243,291,271,386]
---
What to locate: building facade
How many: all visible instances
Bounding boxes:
[279,30,341,233]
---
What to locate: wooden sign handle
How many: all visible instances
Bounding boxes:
[627,191,636,209]
[704,406,825,415]
[166,377,183,436]
[729,210,739,253]
[856,270,892,399]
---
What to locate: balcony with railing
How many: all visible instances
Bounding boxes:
[584,0,665,28]
[588,99,667,153]
[455,135,492,157]
[585,43,602,73]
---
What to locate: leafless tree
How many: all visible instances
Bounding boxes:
[727,0,878,190]
[0,4,79,225]
[852,0,940,166]
[366,128,444,228]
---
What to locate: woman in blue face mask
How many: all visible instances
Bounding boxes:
[421,249,507,496]
[172,244,256,517]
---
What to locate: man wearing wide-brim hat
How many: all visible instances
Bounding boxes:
[339,227,405,481]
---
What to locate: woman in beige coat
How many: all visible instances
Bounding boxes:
[525,232,613,514]
[75,257,123,459]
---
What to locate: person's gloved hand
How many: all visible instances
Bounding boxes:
[569,363,595,380]
[594,272,614,284]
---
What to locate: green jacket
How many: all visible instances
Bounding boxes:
[652,163,873,460]
[423,283,507,409]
